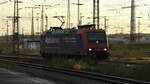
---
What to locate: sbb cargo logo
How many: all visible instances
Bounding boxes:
[64,37,77,43]
[45,37,60,44]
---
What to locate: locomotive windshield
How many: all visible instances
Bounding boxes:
[88,32,107,44]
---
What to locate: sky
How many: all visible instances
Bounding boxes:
[0,0,150,35]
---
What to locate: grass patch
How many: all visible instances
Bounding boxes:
[45,56,150,82]
[90,63,150,81]
[19,49,40,55]
[0,42,40,55]
[46,57,90,70]
[110,43,150,58]
[0,42,13,54]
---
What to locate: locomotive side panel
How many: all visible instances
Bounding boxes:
[41,34,84,56]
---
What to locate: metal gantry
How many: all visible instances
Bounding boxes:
[2,19,9,42]
[6,20,9,42]
[78,0,80,25]
[36,13,40,34]
[77,0,83,26]
[93,0,100,29]
[72,0,83,26]
[3,0,146,44]
[45,14,48,31]
[25,6,39,39]
[104,16,109,31]
[130,0,136,43]
[35,4,51,33]
[67,0,71,28]
[136,17,142,42]
[13,0,21,54]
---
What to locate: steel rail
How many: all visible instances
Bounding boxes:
[0,54,42,60]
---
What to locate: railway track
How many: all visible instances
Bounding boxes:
[0,55,149,84]
[0,54,43,63]
[0,54,144,65]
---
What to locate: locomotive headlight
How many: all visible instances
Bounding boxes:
[104,48,107,51]
[89,48,92,51]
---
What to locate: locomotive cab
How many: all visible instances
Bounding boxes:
[77,25,109,59]
[87,31,109,59]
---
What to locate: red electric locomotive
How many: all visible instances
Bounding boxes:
[40,24,109,60]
